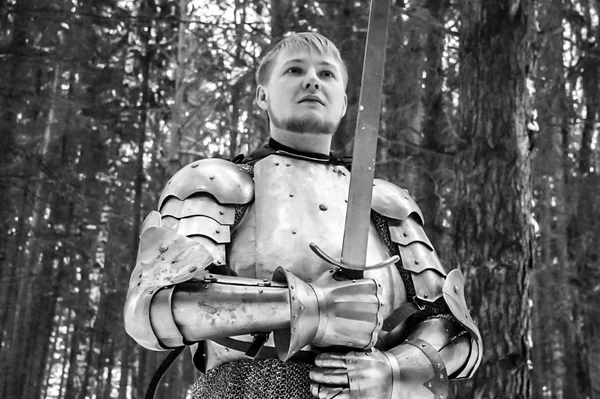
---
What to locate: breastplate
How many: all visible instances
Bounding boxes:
[205,154,407,369]
[229,154,390,280]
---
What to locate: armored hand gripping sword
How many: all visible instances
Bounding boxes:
[310,0,397,278]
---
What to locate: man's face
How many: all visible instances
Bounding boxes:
[256,48,347,135]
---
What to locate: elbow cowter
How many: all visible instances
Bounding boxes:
[123,223,214,351]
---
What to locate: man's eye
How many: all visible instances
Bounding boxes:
[286,67,302,74]
[321,70,335,78]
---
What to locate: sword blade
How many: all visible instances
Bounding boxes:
[341,0,390,271]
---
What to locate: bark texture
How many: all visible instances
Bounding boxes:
[452,1,537,397]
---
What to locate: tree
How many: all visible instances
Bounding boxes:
[451,0,538,398]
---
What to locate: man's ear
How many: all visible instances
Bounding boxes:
[256,85,268,110]
[341,93,348,118]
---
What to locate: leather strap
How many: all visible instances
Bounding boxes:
[404,338,449,397]
[211,336,316,364]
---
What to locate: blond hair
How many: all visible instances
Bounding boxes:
[256,32,348,87]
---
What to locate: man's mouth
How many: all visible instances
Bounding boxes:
[298,96,324,105]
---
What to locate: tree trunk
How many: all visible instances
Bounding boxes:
[452,1,537,397]
[420,0,451,255]
[167,0,190,175]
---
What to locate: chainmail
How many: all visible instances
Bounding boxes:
[191,359,312,399]
[233,163,254,226]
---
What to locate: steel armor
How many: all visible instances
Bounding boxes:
[124,151,482,398]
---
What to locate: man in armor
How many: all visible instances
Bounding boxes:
[124,32,482,399]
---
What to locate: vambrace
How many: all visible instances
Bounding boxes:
[140,263,385,360]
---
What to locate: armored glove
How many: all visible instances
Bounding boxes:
[272,267,385,360]
[310,343,450,399]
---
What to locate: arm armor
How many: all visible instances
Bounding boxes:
[372,179,482,379]
[124,159,253,350]
[124,159,386,355]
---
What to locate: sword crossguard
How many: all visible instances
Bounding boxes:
[309,242,399,272]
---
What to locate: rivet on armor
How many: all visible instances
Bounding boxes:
[414,260,419,265]
[219,210,224,215]
[225,348,230,352]
[300,306,305,311]
[149,290,153,294]
[259,290,263,294]
[139,273,142,278]
[319,204,328,211]
[439,395,445,399]
[215,229,220,234]
[204,285,209,289]
[293,327,296,332]
[348,342,353,346]
[137,282,141,286]
[293,315,297,319]
[423,293,429,299]
[263,278,269,282]
[189,266,197,273]
[286,163,291,167]
[292,230,297,234]
[191,163,199,168]
[427,383,432,388]
[454,285,459,293]
[290,285,294,290]
[333,168,337,173]
[289,193,294,197]
[292,296,295,300]
[352,279,356,283]
[403,232,408,237]
[421,343,427,348]
[216,259,222,265]
[275,162,280,166]
[209,176,215,180]
[159,244,168,252]
[440,374,444,379]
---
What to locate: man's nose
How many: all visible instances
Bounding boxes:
[303,70,320,90]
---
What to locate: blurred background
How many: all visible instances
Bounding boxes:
[0,0,598,398]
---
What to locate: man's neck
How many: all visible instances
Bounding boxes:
[270,126,332,155]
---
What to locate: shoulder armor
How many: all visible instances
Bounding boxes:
[124,225,213,350]
[372,179,423,224]
[372,179,448,302]
[158,158,254,209]
[442,269,483,378]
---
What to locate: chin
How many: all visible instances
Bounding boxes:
[283,117,337,135]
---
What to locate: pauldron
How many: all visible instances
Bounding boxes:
[371,178,482,378]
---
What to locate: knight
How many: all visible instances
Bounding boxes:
[124,31,482,399]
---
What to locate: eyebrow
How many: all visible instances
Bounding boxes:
[282,59,338,69]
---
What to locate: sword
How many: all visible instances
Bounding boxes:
[310,0,397,278]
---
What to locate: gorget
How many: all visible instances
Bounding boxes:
[204,153,407,370]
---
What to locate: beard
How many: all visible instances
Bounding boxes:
[270,111,339,135]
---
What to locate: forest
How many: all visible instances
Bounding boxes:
[0,0,599,398]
